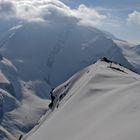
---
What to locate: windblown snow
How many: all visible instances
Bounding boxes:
[27,60,140,140]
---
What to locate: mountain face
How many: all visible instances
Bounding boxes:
[27,60,140,140]
[0,20,140,139]
[132,45,140,54]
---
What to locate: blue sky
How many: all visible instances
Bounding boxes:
[61,0,140,44]
[61,0,140,12]
[62,0,140,8]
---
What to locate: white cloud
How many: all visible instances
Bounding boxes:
[0,0,16,18]
[73,4,107,27]
[127,11,140,25]
[0,0,107,27]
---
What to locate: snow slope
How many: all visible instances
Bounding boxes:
[0,57,50,140]
[28,60,140,140]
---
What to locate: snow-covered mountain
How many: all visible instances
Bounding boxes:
[27,59,140,140]
[132,44,140,54]
[0,20,140,139]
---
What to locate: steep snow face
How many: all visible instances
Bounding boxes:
[28,60,140,140]
[0,57,50,140]
[0,22,135,87]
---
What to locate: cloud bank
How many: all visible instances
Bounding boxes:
[0,0,106,27]
[0,0,139,44]
[127,11,140,25]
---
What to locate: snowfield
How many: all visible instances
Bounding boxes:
[27,60,140,140]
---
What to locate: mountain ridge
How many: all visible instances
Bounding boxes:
[27,58,140,140]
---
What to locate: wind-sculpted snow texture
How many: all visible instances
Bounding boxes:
[28,60,140,140]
